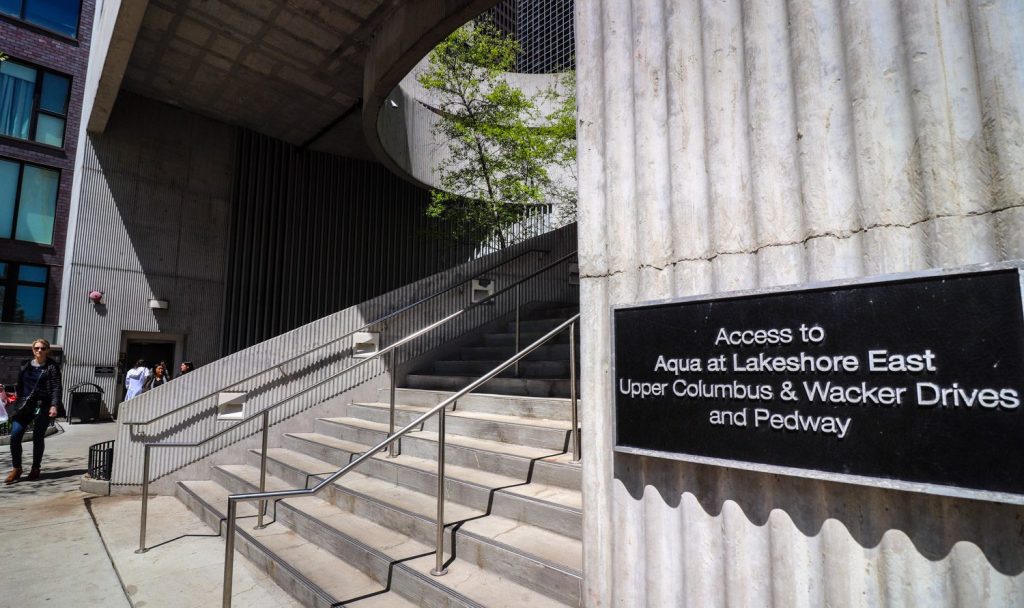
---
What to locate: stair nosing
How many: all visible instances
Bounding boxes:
[245,453,583,577]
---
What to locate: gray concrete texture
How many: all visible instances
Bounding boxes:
[118,0,394,158]
[576,0,1024,606]
[0,420,299,607]
[62,92,235,415]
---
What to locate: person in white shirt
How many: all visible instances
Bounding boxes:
[125,359,149,400]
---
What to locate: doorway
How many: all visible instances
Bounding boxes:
[117,333,181,410]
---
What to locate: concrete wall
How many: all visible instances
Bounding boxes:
[576,0,1023,606]
[63,91,234,405]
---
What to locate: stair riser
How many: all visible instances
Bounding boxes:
[406,375,573,398]
[505,319,572,333]
[176,482,336,608]
[460,344,572,361]
[483,333,577,347]
[432,360,571,378]
[379,389,573,421]
[345,403,571,451]
[252,458,581,606]
[279,438,582,540]
[388,567,478,608]
[275,503,394,587]
[315,419,579,490]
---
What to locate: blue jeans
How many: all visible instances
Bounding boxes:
[10,407,49,469]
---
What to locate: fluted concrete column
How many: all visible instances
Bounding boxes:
[577,0,1024,605]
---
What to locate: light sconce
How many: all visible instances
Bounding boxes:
[148,299,169,310]
[88,290,104,304]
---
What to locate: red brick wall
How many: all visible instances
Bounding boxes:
[0,0,95,327]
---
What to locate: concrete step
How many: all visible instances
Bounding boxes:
[179,478,571,608]
[432,359,572,378]
[176,480,416,608]
[347,401,573,451]
[315,417,581,491]
[216,458,582,606]
[482,331,578,347]
[280,433,582,539]
[459,343,574,361]
[405,373,573,398]
[378,388,575,421]
[504,318,575,333]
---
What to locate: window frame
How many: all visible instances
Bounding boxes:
[0,57,72,149]
[0,156,61,246]
[0,260,49,324]
[0,0,82,39]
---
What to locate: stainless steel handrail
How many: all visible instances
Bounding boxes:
[134,251,578,553]
[220,313,581,607]
[125,248,548,428]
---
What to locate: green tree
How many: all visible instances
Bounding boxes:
[417,20,576,248]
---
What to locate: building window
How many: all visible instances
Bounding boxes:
[0,0,81,38]
[0,262,47,323]
[0,59,70,147]
[0,158,58,245]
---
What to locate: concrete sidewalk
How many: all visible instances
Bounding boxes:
[0,420,299,607]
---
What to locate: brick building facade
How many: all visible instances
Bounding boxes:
[0,0,94,370]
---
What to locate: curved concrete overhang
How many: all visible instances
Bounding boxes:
[377,60,572,192]
[361,0,503,188]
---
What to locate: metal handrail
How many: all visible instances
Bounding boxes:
[220,313,581,607]
[134,250,578,553]
[124,248,549,428]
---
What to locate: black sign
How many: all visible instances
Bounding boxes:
[94,366,115,376]
[613,268,1024,500]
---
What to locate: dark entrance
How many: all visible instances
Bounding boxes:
[118,338,176,409]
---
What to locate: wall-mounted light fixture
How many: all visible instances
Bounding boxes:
[88,290,104,304]
[148,299,169,310]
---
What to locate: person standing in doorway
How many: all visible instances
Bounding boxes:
[125,359,149,400]
[144,362,170,391]
[5,339,63,484]
[179,361,194,375]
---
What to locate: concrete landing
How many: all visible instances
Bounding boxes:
[0,421,299,607]
[91,495,301,608]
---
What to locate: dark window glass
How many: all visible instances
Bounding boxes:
[0,262,47,324]
[0,59,70,147]
[18,264,46,282]
[39,72,69,113]
[22,0,80,37]
[13,284,44,322]
[0,158,59,245]
[0,160,17,239]
[16,164,58,245]
[0,0,18,17]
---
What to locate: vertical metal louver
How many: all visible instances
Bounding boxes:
[222,131,476,353]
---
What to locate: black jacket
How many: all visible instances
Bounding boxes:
[16,357,63,407]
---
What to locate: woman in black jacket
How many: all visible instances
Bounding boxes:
[5,338,63,484]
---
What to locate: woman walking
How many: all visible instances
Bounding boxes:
[5,338,63,484]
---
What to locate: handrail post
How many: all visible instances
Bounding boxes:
[430,401,448,576]
[570,322,580,463]
[222,499,237,608]
[514,286,521,376]
[389,349,399,458]
[256,411,270,529]
[136,443,151,553]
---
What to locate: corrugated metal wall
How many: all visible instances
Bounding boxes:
[112,222,577,486]
[577,0,1023,606]
[223,130,477,353]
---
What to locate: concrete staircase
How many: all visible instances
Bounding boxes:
[406,305,581,398]
[175,306,583,607]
